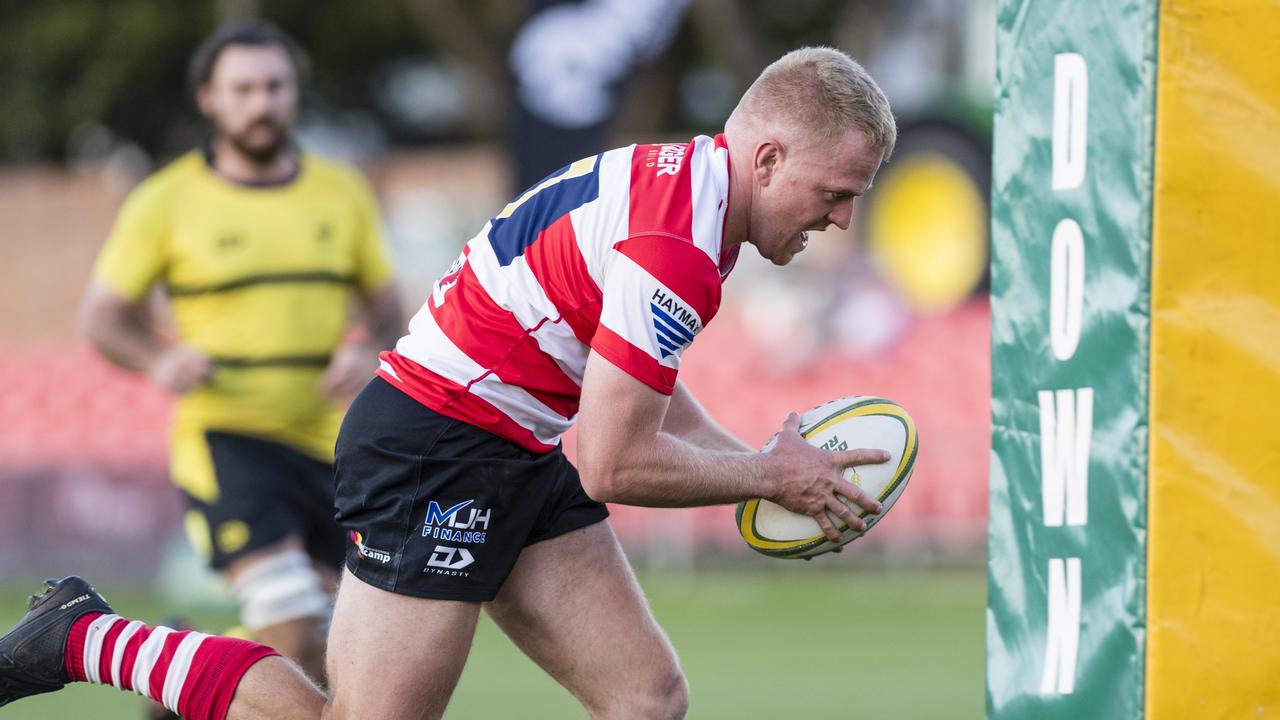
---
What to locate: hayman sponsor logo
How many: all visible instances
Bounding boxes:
[349,531,392,564]
[422,499,491,544]
[650,289,699,359]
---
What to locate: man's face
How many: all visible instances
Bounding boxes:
[748,128,882,266]
[197,44,298,162]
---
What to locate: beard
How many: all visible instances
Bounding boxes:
[223,119,289,164]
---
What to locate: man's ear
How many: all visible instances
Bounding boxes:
[195,84,213,117]
[754,140,783,187]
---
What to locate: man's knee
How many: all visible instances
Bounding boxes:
[596,665,688,720]
[229,547,333,632]
[639,666,689,720]
[253,615,326,657]
[228,547,334,680]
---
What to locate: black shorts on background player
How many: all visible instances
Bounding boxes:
[335,377,609,602]
[183,431,346,570]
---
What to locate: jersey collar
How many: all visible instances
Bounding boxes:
[201,136,303,189]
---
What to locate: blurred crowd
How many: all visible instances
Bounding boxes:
[0,0,997,574]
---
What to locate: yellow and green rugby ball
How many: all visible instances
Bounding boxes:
[737,396,919,559]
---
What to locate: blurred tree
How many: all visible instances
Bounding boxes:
[0,0,990,171]
[0,1,212,162]
[0,0,442,162]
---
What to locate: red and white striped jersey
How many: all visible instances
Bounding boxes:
[378,134,738,452]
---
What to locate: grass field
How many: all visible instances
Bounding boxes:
[0,567,984,719]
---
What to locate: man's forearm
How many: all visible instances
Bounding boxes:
[361,283,405,351]
[581,430,777,508]
[662,382,754,452]
[576,354,882,539]
[83,304,165,374]
[367,308,402,352]
[578,353,781,509]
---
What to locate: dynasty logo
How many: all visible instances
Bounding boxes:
[425,545,475,574]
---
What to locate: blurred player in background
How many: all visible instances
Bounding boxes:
[2,47,892,719]
[73,22,402,689]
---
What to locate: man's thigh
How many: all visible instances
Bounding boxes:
[483,520,685,715]
[324,568,481,720]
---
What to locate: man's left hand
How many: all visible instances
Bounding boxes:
[319,343,378,403]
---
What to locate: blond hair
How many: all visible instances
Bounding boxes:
[735,47,896,160]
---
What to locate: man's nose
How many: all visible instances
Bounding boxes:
[828,204,853,231]
[247,86,279,113]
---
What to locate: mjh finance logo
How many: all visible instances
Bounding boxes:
[422,499,491,544]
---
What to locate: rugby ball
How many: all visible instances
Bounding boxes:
[736,396,918,559]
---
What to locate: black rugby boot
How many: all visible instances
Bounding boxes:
[0,576,113,708]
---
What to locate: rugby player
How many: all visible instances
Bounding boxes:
[0,46,894,720]
[73,22,402,685]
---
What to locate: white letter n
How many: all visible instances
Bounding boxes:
[1040,557,1082,695]
[1039,388,1093,527]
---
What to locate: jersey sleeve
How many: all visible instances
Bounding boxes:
[347,172,394,292]
[93,179,170,300]
[591,234,723,395]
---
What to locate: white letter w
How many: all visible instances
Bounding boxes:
[1039,388,1093,527]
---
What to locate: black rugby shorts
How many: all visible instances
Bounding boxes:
[182,431,345,571]
[334,377,609,601]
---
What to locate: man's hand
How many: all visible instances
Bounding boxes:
[148,345,214,394]
[319,343,378,403]
[763,412,889,543]
[575,353,888,516]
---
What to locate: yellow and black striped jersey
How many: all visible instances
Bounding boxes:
[93,149,392,499]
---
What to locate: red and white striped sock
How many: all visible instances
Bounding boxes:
[64,612,277,720]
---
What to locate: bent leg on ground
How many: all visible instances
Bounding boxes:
[321,568,481,720]
[226,655,325,720]
[485,521,688,720]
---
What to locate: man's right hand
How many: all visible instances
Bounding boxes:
[763,412,889,544]
[576,353,889,520]
[148,345,215,394]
